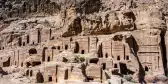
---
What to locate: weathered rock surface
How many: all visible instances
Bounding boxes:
[0,0,168,84]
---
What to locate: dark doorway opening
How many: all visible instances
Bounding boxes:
[27,35,29,43]
[48,57,50,62]
[126,56,129,60]
[65,45,68,50]
[21,63,23,67]
[74,42,79,53]
[30,70,33,77]
[114,64,118,68]
[117,56,120,60]
[120,63,127,74]
[18,37,22,46]
[81,50,85,54]
[145,66,149,71]
[49,76,52,82]
[3,57,10,67]
[98,44,103,58]
[64,69,68,80]
[105,53,108,58]
[57,46,60,50]
[23,42,25,46]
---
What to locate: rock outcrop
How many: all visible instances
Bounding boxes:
[0,0,168,84]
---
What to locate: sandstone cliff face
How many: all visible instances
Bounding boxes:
[0,0,168,84]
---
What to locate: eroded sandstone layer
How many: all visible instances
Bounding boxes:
[0,0,168,84]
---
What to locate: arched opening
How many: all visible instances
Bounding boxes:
[48,56,50,62]
[117,56,120,60]
[30,70,33,77]
[49,76,52,82]
[26,70,29,76]
[65,45,68,50]
[42,47,47,62]
[105,53,108,58]
[126,56,129,60]
[29,48,37,55]
[81,50,85,54]
[114,64,118,68]
[27,35,29,43]
[38,30,41,43]
[36,72,44,83]
[145,66,149,71]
